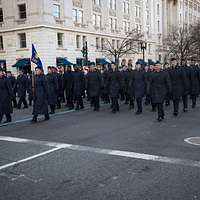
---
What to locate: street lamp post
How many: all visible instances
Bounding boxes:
[140,41,147,65]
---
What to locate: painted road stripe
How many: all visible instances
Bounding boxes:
[0,136,200,170]
[0,106,90,128]
[0,147,62,171]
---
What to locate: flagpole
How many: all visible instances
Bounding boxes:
[31,62,36,97]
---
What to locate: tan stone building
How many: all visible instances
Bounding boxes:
[0,0,200,73]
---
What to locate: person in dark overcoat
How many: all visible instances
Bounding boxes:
[102,67,110,104]
[86,62,102,111]
[63,65,74,110]
[148,62,171,122]
[181,62,191,112]
[163,62,171,107]
[190,61,200,108]
[7,71,17,108]
[46,66,59,114]
[168,58,187,116]
[129,61,147,114]
[73,65,85,110]
[16,69,28,109]
[0,68,13,123]
[107,63,122,113]
[32,67,49,123]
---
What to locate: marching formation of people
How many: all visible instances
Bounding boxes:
[0,57,200,124]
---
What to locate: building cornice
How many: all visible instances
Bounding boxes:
[0,24,128,39]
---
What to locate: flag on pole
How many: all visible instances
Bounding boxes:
[31,44,43,69]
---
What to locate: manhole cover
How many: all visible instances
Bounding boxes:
[184,137,200,146]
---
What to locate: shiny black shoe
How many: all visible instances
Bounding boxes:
[31,117,37,123]
[3,120,11,124]
[183,108,187,112]
[157,117,163,122]
[135,111,142,115]
[173,112,178,117]
[45,114,50,121]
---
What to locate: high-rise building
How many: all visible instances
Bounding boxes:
[0,0,200,73]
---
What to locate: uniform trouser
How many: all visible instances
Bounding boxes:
[151,97,156,111]
[136,97,142,112]
[165,94,170,106]
[0,114,11,122]
[125,93,130,104]
[111,97,119,112]
[145,95,151,105]
[156,103,164,118]
[12,97,17,107]
[91,96,100,110]
[104,94,110,103]
[66,94,74,108]
[182,95,188,109]
[76,96,84,109]
[173,98,180,113]
[17,97,28,109]
[57,96,61,109]
[191,95,197,108]
[129,98,134,109]
[50,104,56,113]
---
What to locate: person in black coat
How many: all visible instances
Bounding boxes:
[46,67,59,114]
[86,62,102,111]
[16,70,28,109]
[63,65,74,110]
[148,62,171,122]
[32,67,49,123]
[181,63,191,112]
[190,61,200,108]
[102,67,110,104]
[0,68,13,123]
[73,65,85,110]
[168,58,187,116]
[163,62,171,107]
[52,67,62,109]
[7,71,17,108]
[129,61,147,115]
[107,63,122,113]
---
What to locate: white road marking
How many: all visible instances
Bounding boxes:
[0,147,62,171]
[185,137,200,146]
[0,136,200,170]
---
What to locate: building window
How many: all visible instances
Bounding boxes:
[123,21,130,32]
[135,6,141,18]
[0,36,3,50]
[112,39,115,48]
[53,4,61,18]
[101,38,105,49]
[109,18,117,30]
[93,14,102,27]
[18,4,27,19]
[117,40,120,48]
[57,33,64,47]
[157,20,160,32]
[0,8,3,23]
[157,4,160,16]
[72,9,83,24]
[76,35,81,49]
[109,0,116,10]
[148,44,151,54]
[18,33,27,48]
[82,36,87,47]
[123,1,129,14]
[93,0,101,6]
[96,37,100,49]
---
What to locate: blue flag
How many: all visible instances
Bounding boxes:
[31,44,43,69]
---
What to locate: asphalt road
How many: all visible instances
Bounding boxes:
[0,101,200,200]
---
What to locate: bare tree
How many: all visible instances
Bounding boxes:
[164,25,195,65]
[190,21,200,62]
[101,29,143,67]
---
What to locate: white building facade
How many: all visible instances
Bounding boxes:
[0,0,200,73]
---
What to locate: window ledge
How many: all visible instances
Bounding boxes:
[16,48,29,52]
[57,47,67,50]
[0,50,6,53]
